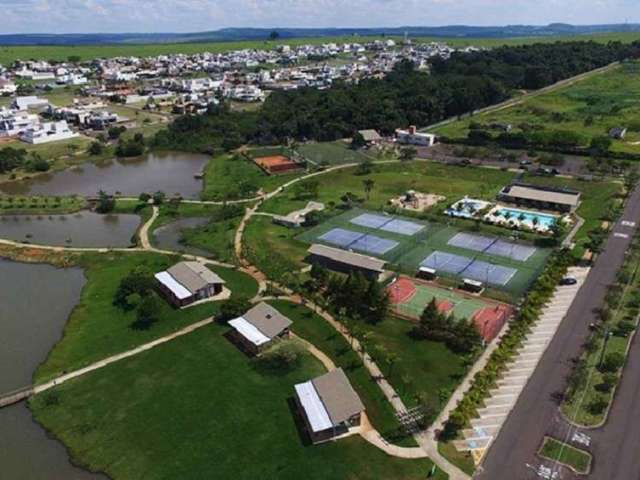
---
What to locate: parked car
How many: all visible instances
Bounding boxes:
[560,276,578,286]
[519,159,533,166]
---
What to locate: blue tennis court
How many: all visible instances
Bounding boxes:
[448,232,495,252]
[319,228,364,247]
[350,213,425,236]
[380,219,425,236]
[485,240,537,262]
[350,213,391,229]
[420,251,474,274]
[463,261,517,286]
[350,235,399,255]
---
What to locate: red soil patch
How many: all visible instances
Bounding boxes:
[388,277,417,304]
[254,155,302,174]
[473,305,514,342]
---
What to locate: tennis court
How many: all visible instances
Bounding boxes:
[420,251,518,286]
[318,227,399,255]
[448,232,537,262]
[420,251,474,275]
[350,213,425,236]
[388,276,513,341]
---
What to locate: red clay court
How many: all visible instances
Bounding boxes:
[254,155,303,174]
[388,276,514,342]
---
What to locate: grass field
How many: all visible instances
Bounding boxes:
[299,141,375,166]
[538,437,592,474]
[3,31,640,65]
[30,324,444,480]
[202,154,302,201]
[34,251,259,382]
[297,208,551,298]
[434,61,640,154]
[260,160,516,215]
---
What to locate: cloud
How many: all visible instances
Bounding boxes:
[0,0,637,34]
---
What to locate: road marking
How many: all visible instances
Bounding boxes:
[572,431,591,447]
[614,232,630,239]
[621,220,636,228]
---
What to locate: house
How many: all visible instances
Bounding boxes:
[228,302,293,355]
[12,96,49,111]
[0,78,17,95]
[395,125,436,147]
[307,244,386,281]
[609,127,627,140]
[20,121,78,144]
[0,110,40,137]
[357,129,382,146]
[294,368,365,444]
[155,261,226,307]
[498,183,581,213]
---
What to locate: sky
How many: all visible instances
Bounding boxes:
[0,0,639,34]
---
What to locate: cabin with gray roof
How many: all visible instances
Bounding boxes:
[498,183,581,213]
[307,244,386,281]
[155,261,225,307]
[294,368,365,444]
[228,302,293,355]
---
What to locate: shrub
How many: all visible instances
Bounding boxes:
[253,341,303,373]
[600,352,625,373]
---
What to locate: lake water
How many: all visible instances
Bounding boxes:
[0,259,106,479]
[152,216,211,257]
[0,211,141,248]
[0,151,209,199]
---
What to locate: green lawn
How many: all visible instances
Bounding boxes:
[0,195,86,214]
[270,300,417,446]
[152,202,246,264]
[299,141,374,166]
[538,437,592,474]
[260,161,516,215]
[202,154,302,201]
[434,61,640,155]
[34,251,259,382]
[438,441,476,476]
[360,316,469,416]
[30,325,444,480]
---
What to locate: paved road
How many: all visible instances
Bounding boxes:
[476,183,640,480]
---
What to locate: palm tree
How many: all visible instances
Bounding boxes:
[363,179,375,200]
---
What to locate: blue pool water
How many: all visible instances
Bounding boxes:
[495,208,557,228]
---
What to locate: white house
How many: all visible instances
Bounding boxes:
[12,96,49,111]
[395,126,436,147]
[0,110,40,137]
[20,121,78,144]
[0,78,17,95]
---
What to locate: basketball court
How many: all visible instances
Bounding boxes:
[388,276,513,342]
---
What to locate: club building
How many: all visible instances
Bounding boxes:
[228,302,293,355]
[307,244,386,281]
[155,261,225,307]
[498,183,581,213]
[294,368,366,444]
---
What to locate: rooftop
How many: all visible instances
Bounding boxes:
[308,244,386,273]
[501,183,581,207]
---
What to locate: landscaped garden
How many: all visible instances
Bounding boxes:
[538,437,592,474]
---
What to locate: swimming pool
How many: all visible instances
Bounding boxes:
[495,208,557,228]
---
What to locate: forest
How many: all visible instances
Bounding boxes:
[153,41,640,152]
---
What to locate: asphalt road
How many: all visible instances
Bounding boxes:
[475,183,640,480]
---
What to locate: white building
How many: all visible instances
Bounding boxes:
[0,109,41,137]
[395,126,437,147]
[0,78,17,95]
[12,96,49,111]
[20,121,78,144]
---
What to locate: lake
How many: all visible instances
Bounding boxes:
[0,152,209,199]
[152,216,211,257]
[0,211,141,248]
[0,259,106,479]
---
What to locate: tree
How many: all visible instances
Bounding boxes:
[351,132,366,149]
[152,191,166,205]
[95,189,115,214]
[590,136,613,157]
[356,158,373,175]
[601,352,625,373]
[114,266,155,309]
[89,141,104,156]
[363,178,375,200]
[399,146,417,162]
[217,297,252,323]
[134,294,163,329]
[269,31,280,41]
